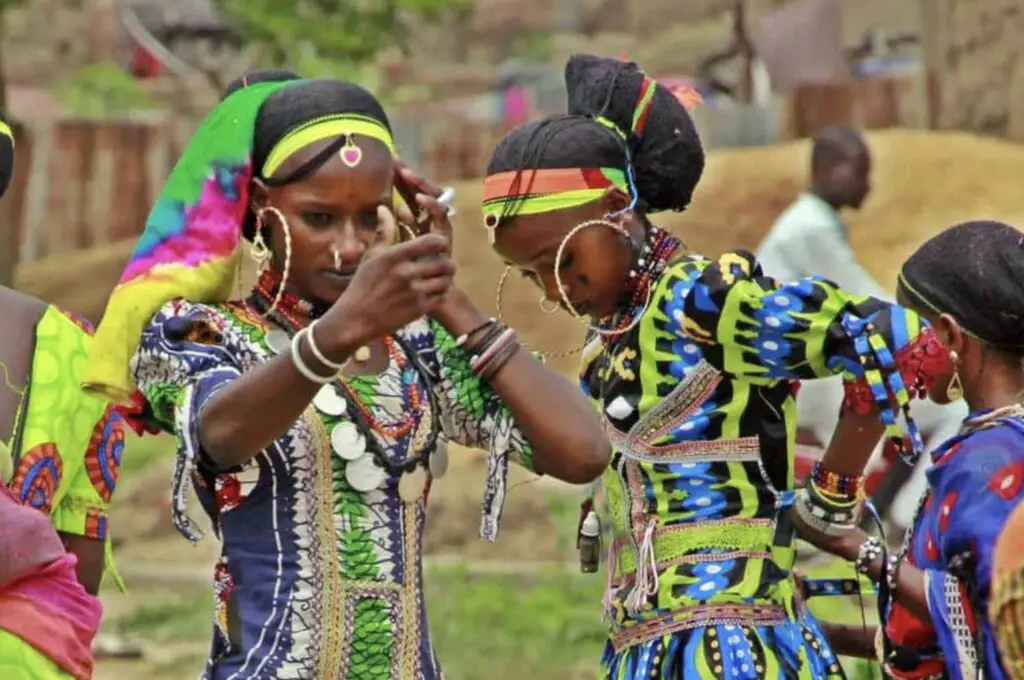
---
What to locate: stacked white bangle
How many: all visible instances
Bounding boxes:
[306,319,349,371]
[290,328,340,385]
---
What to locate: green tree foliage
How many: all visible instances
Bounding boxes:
[58,63,155,117]
[212,0,472,66]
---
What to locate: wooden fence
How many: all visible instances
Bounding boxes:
[786,72,929,138]
[6,117,175,263]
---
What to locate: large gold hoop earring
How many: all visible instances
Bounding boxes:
[946,350,964,401]
[553,218,649,337]
[254,206,292,317]
[494,266,581,359]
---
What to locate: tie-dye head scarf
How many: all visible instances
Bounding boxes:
[82,79,397,403]
[81,81,293,403]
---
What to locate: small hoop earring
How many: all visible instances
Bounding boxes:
[539,296,560,315]
[946,350,964,401]
[254,206,292,317]
[494,266,581,359]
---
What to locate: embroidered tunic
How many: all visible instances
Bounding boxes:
[132,297,533,680]
[587,247,928,679]
[884,412,1024,680]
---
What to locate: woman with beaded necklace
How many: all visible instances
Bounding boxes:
[481,53,943,679]
[799,221,1024,680]
[80,77,610,679]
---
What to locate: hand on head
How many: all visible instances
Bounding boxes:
[394,158,454,244]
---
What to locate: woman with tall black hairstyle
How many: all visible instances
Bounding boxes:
[81,76,610,678]
[481,53,944,678]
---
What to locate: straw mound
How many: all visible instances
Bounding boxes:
[450,128,1024,373]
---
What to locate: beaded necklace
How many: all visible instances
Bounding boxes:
[246,269,438,476]
[598,226,681,340]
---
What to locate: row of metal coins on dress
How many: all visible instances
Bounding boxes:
[269,328,449,503]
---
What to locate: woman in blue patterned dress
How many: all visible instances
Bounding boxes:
[81,77,610,679]
[479,53,941,679]
[799,221,1024,680]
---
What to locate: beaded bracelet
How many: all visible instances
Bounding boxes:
[794,489,859,537]
[803,478,862,526]
[810,461,865,501]
[855,536,883,575]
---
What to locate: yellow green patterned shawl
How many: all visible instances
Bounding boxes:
[6,306,125,588]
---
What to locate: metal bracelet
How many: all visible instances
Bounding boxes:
[794,492,859,537]
[855,536,883,575]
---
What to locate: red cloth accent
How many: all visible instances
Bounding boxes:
[843,327,949,415]
[115,390,161,437]
[885,599,946,680]
[130,45,162,79]
[0,565,101,679]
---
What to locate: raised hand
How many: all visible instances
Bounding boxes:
[320,206,455,349]
[395,158,454,243]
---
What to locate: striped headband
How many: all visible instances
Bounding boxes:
[262,113,396,178]
[481,73,701,238]
[0,119,13,147]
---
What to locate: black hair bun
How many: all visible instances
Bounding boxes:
[564,54,704,213]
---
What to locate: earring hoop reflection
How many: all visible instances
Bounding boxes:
[539,296,560,315]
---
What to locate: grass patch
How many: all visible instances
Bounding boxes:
[105,565,607,679]
[110,587,210,642]
[104,560,882,679]
[120,433,174,479]
[427,564,606,679]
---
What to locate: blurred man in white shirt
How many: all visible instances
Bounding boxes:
[757,126,965,533]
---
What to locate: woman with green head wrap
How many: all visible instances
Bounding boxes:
[83,76,610,678]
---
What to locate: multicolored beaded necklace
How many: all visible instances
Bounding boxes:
[246,269,437,471]
[598,225,681,340]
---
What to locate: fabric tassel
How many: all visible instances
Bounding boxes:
[603,543,617,619]
[479,412,514,541]
[624,518,659,615]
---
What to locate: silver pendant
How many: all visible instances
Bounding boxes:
[266,329,290,354]
[345,455,387,492]
[428,440,449,479]
[330,421,366,460]
[398,466,429,503]
[312,385,347,416]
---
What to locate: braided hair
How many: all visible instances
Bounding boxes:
[487,54,705,217]
[899,220,1024,356]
